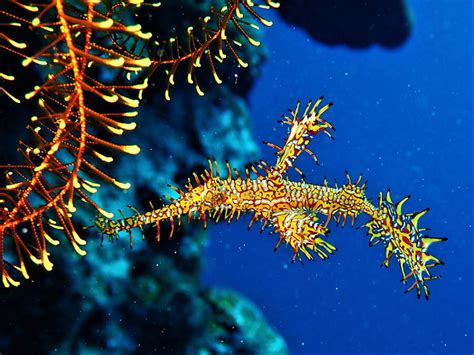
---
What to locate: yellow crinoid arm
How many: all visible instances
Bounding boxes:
[155,0,280,101]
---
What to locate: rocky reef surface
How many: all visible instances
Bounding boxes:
[278,0,412,49]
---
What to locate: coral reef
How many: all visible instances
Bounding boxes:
[198,288,287,353]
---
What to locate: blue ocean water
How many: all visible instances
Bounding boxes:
[203,1,472,353]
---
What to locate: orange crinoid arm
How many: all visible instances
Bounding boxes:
[0,0,280,287]
[151,0,280,100]
[0,0,151,287]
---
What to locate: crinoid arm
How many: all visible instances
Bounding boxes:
[362,191,446,299]
[270,209,336,263]
[266,97,335,177]
[153,0,280,101]
[0,0,151,287]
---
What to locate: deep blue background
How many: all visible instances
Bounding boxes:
[203,1,472,353]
